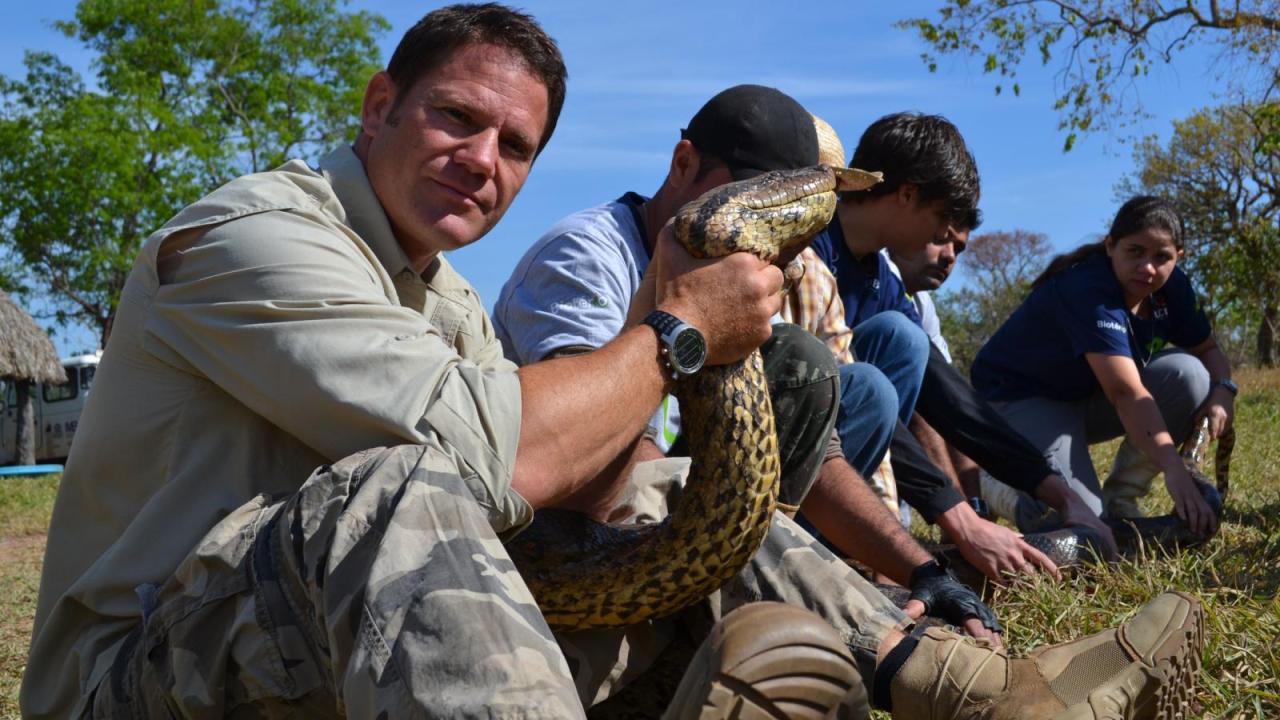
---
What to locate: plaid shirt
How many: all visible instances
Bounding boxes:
[781,247,854,365]
[781,248,900,516]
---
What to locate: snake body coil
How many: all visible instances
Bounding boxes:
[505,166,877,631]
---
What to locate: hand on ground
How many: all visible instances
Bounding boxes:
[1165,464,1219,537]
[955,516,1062,583]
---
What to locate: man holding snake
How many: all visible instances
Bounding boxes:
[25,4,1204,719]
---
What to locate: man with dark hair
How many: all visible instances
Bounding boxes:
[495,83,1002,644]
[23,5,1204,715]
[805,112,1115,581]
[384,2,567,153]
[24,6,860,718]
[886,217,1124,546]
[495,92,1205,719]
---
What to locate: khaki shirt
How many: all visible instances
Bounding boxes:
[23,146,532,718]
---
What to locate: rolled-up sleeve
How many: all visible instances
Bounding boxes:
[144,209,531,532]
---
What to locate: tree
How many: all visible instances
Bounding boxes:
[899,1,1280,150]
[1120,103,1280,365]
[0,0,388,347]
[935,229,1052,372]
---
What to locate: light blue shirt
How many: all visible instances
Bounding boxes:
[493,194,682,450]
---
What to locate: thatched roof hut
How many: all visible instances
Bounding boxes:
[0,291,66,384]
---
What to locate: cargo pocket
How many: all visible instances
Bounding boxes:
[135,494,326,715]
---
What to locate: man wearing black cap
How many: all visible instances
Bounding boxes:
[497,84,853,513]
[493,85,1207,719]
[494,81,1004,654]
[495,85,953,564]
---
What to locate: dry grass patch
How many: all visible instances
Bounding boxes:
[0,473,57,719]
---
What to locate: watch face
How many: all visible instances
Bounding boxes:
[671,327,707,374]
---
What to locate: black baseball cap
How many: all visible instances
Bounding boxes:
[681,84,819,180]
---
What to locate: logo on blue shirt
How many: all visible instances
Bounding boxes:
[1152,293,1169,320]
[1097,319,1125,333]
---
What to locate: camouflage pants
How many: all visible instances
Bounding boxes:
[90,443,908,719]
[89,327,908,718]
[668,323,842,510]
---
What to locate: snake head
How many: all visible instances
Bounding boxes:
[674,165,876,263]
[830,165,883,193]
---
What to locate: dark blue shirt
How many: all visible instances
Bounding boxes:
[971,252,1211,402]
[810,217,922,329]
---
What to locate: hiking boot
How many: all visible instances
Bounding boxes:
[1102,440,1159,520]
[889,591,1204,719]
[665,602,869,720]
[980,471,1060,533]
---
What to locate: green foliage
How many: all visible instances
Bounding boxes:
[935,229,1052,374]
[1119,103,1280,366]
[0,0,389,346]
[899,1,1280,150]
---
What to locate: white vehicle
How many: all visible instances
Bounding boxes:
[1,352,101,464]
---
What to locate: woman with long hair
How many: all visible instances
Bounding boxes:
[971,196,1234,535]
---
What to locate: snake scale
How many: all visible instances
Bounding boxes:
[504,165,881,631]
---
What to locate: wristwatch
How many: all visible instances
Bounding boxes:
[1213,378,1239,397]
[967,496,992,520]
[642,310,707,380]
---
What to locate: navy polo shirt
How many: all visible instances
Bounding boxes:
[810,217,922,329]
[971,252,1211,402]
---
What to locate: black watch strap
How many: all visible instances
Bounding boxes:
[642,310,706,380]
[643,309,683,339]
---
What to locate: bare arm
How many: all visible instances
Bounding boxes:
[1086,352,1217,535]
[910,412,962,493]
[801,458,934,585]
[802,458,1003,642]
[513,326,669,509]
[949,446,981,498]
[513,226,783,510]
[1186,334,1235,439]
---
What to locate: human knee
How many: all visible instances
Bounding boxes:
[858,311,930,359]
[838,363,898,429]
[1143,351,1211,440]
[761,323,839,390]
[1145,350,1211,403]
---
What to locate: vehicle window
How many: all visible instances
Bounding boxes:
[80,365,96,391]
[1,379,9,409]
[43,370,78,403]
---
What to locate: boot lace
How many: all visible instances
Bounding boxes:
[932,635,1001,720]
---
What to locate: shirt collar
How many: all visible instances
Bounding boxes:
[318,145,416,278]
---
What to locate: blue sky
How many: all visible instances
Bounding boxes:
[1,1,1228,355]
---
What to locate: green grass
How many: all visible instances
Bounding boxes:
[1,370,1278,717]
[0,474,57,720]
[886,368,1280,718]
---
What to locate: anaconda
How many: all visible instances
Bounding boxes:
[504,164,881,631]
